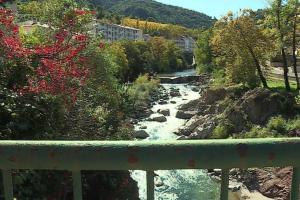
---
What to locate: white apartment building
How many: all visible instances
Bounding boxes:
[96,22,143,42]
[174,36,196,53]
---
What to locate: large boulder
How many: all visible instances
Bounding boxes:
[178,99,199,111]
[175,110,197,120]
[202,88,227,104]
[134,130,149,139]
[177,115,208,136]
[150,115,167,122]
[134,107,153,119]
[188,115,218,139]
[158,109,170,116]
[238,88,295,124]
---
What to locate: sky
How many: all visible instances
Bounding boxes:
[155,0,269,18]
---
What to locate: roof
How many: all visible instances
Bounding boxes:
[96,21,141,31]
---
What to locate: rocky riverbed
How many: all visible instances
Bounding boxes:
[172,85,296,200]
[130,70,297,199]
[130,80,222,200]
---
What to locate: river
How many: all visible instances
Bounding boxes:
[131,69,220,200]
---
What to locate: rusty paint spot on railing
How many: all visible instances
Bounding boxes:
[128,154,139,164]
[268,152,276,161]
[236,143,248,158]
[188,159,196,168]
[8,156,16,163]
[49,151,56,159]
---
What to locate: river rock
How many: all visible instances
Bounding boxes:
[139,126,147,130]
[134,107,153,119]
[155,177,164,187]
[134,130,149,139]
[177,136,189,140]
[158,100,168,105]
[188,116,217,139]
[130,119,139,125]
[238,88,295,124]
[169,88,181,97]
[150,115,167,122]
[158,109,170,116]
[202,88,227,104]
[177,115,208,136]
[192,87,200,92]
[170,101,177,104]
[175,110,197,120]
[178,99,199,111]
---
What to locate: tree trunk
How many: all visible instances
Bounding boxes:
[237,25,269,88]
[276,0,291,91]
[281,48,291,91]
[248,47,269,88]
[292,6,300,90]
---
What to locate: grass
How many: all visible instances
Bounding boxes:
[266,78,298,93]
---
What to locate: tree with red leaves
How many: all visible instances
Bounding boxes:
[0,6,91,103]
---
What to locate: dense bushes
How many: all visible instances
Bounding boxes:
[0,2,139,199]
[129,74,160,108]
[242,116,300,138]
[0,88,65,140]
[120,38,189,81]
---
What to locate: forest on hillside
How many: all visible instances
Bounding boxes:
[89,0,216,28]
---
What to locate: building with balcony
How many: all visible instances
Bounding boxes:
[95,22,143,42]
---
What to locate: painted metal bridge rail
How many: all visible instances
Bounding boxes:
[0,138,300,200]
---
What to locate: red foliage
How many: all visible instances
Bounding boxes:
[0,9,30,59]
[0,8,92,103]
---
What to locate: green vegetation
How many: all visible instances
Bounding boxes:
[120,37,190,81]
[89,0,216,28]
[211,119,234,139]
[267,79,298,92]
[195,1,299,92]
[129,74,160,108]
[242,116,300,138]
[195,29,214,74]
[1,0,139,198]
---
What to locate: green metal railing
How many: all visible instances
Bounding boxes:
[0,138,300,200]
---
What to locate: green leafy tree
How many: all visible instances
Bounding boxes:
[195,29,213,73]
[212,11,274,87]
[266,0,294,91]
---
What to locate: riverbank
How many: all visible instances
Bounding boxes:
[129,69,298,199]
[175,83,298,200]
[130,72,221,199]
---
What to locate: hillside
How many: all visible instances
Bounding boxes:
[89,0,216,28]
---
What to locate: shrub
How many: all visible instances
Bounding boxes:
[129,74,159,107]
[286,116,300,131]
[211,119,233,139]
[0,87,65,140]
[242,126,274,138]
[211,68,226,87]
[266,116,287,134]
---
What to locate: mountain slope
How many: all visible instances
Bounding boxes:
[89,0,215,28]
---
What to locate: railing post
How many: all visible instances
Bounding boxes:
[220,169,229,200]
[72,170,83,200]
[2,170,13,200]
[291,167,300,200]
[146,171,154,200]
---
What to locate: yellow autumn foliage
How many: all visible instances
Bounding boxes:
[122,18,190,38]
